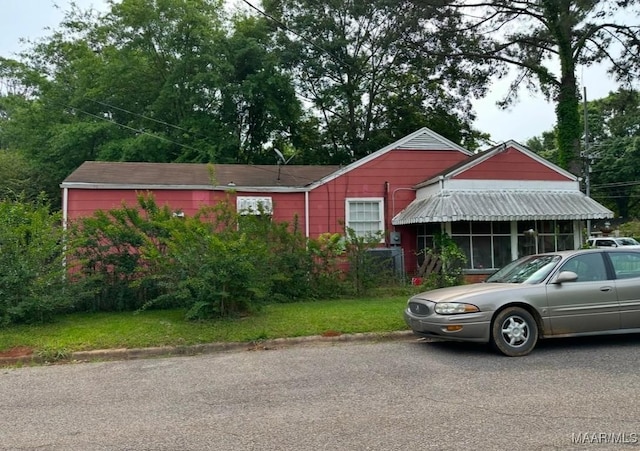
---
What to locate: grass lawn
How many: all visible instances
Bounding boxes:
[0,296,410,357]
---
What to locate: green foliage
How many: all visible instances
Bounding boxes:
[420,233,467,290]
[0,199,68,325]
[264,0,492,160]
[343,228,392,296]
[529,89,640,219]
[307,232,347,298]
[67,195,174,312]
[0,151,42,202]
[243,214,316,302]
[442,1,640,170]
[587,90,640,219]
[150,216,271,319]
[67,194,359,320]
[618,221,640,240]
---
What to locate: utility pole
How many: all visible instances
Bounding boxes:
[583,86,591,237]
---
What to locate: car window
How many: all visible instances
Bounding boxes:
[609,252,640,279]
[596,239,616,247]
[559,253,608,282]
[486,254,561,284]
[616,238,640,246]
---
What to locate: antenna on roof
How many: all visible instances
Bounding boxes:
[274,148,286,165]
[274,148,295,181]
[274,148,295,165]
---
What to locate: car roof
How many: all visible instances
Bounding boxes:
[534,248,640,258]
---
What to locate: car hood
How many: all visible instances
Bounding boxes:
[410,282,522,304]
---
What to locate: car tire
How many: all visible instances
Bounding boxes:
[490,307,538,357]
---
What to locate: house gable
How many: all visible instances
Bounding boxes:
[452,142,573,181]
[307,127,473,190]
[415,140,577,191]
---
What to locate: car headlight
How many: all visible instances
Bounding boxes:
[434,302,480,314]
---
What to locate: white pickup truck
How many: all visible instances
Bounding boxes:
[586,236,640,248]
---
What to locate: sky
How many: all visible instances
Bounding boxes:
[0,0,626,145]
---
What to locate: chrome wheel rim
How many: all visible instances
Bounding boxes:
[500,315,529,347]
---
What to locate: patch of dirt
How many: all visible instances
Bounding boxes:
[0,346,34,358]
[321,330,342,337]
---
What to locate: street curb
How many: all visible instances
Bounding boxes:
[0,330,416,367]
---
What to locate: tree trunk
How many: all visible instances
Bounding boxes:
[546,0,582,174]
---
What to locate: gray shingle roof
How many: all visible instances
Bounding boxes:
[61,161,341,189]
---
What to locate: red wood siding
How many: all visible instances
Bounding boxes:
[454,147,571,181]
[66,189,216,220]
[66,189,306,229]
[307,149,469,238]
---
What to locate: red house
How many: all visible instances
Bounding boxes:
[61,127,612,278]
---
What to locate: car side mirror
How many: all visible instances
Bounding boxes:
[553,271,578,284]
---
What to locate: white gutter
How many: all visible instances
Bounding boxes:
[59,182,309,193]
[305,190,310,238]
[62,187,69,230]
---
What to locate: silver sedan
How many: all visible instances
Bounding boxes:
[404,248,640,356]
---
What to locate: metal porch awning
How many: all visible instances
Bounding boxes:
[392,190,614,225]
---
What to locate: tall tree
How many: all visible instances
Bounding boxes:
[527,89,640,218]
[437,0,640,173]
[0,0,304,204]
[262,0,494,163]
[587,89,640,218]
[217,14,304,164]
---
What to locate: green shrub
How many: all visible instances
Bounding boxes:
[239,213,314,302]
[0,199,68,325]
[67,194,405,319]
[307,232,348,298]
[140,201,270,318]
[344,227,389,296]
[67,195,174,312]
[419,232,467,290]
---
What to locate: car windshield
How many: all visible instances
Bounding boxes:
[485,254,562,284]
[616,238,640,246]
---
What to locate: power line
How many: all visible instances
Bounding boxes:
[592,180,640,188]
[66,105,205,155]
[87,99,194,135]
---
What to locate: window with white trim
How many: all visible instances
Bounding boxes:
[236,196,273,215]
[345,198,384,239]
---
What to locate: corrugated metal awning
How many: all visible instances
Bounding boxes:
[392,190,613,225]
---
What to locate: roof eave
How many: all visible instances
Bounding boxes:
[60,182,310,193]
[393,212,614,225]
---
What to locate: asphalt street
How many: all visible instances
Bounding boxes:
[1,335,640,450]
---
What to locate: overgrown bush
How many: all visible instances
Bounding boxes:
[344,228,393,296]
[307,232,348,298]
[419,232,467,290]
[67,196,172,312]
[67,194,400,319]
[238,212,315,302]
[141,209,271,319]
[0,198,68,325]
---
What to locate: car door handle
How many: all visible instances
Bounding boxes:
[600,286,613,292]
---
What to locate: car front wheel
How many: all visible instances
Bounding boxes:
[491,307,538,357]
